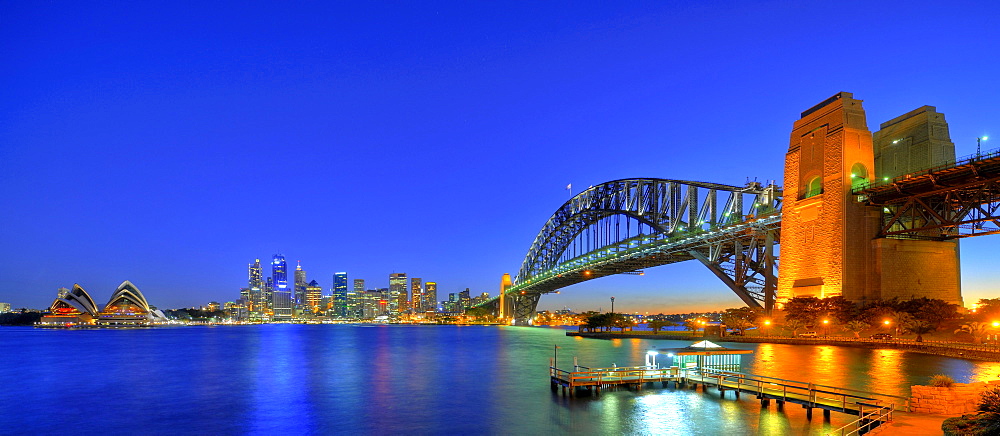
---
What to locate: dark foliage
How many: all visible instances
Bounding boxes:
[0,311,43,326]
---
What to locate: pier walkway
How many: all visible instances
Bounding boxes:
[550,365,910,434]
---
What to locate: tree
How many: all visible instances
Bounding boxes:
[972,298,1000,322]
[783,319,807,337]
[721,307,759,335]
[889,311,915,336]
[859,299,900,325]
[647,320,677,334]
[843,320,870,338]
[783,297,824,324]
[823,296,859,324]
[613,315,636,332]
[683,318,706,335]
[903,319,935,342]
[465,307,491,322]
[956,322,992,344]
[915,299,958,328]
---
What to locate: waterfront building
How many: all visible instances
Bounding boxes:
[472,292,490,306]
[424,282,437,313]
[294,261,307,309]
[459,288,471,311]
[271,254,292,321]
[0,302,9,313]
[38,281,165,327]
[410,278,422,312]
[389,273,407,315]
[226,300,246,321]
[96,280,153,326]
[39,284,99,326]
[305,280,323,313]
[264,277,274,313]
[332,272,348,317]
[246,259,266,319]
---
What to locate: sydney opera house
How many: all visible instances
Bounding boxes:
[38,280,168,327]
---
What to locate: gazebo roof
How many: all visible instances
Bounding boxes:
[655,340,753,356]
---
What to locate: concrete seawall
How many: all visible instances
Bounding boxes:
[567,332,1000,362]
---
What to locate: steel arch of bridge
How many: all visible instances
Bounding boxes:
[493,178,782,323]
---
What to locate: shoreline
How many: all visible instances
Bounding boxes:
[567,331,1000,362]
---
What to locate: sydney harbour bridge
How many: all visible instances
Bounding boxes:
[479,93,1000,325]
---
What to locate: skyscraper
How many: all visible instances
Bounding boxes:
[353,279,365,295]
[388,273,407,315]
[459,288,471,311]
[249,259,263,289]
[410,278,422,312]
[333,272,349,317]
[271,254,292,320]
[305,280,322,312]
[246,259,265,319]
[294,261,307,308]
[424,282,437,313]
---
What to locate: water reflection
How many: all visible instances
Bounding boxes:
[5,326,1000,435]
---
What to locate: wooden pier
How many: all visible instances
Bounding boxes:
[550,365,908,434]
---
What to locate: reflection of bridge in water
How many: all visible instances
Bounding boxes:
[480,93,1000,325]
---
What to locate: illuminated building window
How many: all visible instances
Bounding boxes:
[850,163,868,190]
[804,176,822,198]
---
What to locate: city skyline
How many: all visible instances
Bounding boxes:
[2,2,999,312]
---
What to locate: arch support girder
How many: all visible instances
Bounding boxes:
[689,250,763,310]
[512,293,541,325]
[687,224,778,315]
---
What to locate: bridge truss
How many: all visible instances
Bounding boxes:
[855,149,1000,239]
[486,178,783,324]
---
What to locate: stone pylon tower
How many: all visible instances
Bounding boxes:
[498,273,513,321]
[871,106,962,305]
[778,93,877,303]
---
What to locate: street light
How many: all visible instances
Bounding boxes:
[822,319,830,337]
[763,319,772,337]
[978,136,989,157]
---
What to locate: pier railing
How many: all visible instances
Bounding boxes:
[693,368,909,412]
[826,404,895,436]
[550,365,678,387]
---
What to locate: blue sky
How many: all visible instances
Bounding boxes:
[2,1,998,312]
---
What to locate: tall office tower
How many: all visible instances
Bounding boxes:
[359,289,379,319]
[294,261,307,308]
[410,278,422,312]
[424,282,437,313]
[249,259,263,289]
[305,280,323,312]
[246,259,265,318]
[376,288,389,316]
[388,273,407,315]
[871,106,961,304]
[444,293,458,313]
[271,254,292,320]
[459,288,471,310]
[260,277,274,315]
[264,277,274,312]
[353,279,365,295]
[331,272,349,317]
